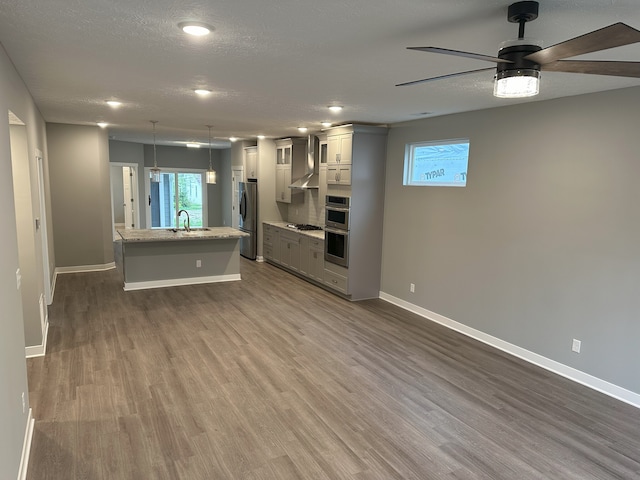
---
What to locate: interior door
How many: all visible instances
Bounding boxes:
[122,167,133,228]
[231,167,244,229]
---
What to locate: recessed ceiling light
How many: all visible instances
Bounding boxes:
[229,136,238,142]
[97,122,108,128]
[194,89,211,96]
[178,22,214,36]
[106,100,121,107]
[257,135,266,140]
[186,143,201,148]
[321,122,332,128]
[298,127,308,133]
[328,105,343,113]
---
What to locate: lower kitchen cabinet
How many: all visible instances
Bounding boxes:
[308,239,325,282]
[279,231,300,272]
[263,224,280,263]
[324,263,349,295]
[263,223,325,288]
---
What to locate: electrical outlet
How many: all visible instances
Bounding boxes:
[16,269,21,290]
[572,339,581,353]
[22,392,26,414]
[410,283,415,293]
[196,259,202,268]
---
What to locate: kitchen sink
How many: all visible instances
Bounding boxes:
[165,228,211,232]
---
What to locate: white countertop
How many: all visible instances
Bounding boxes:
[263,221,324,240]
[118,227,249,243]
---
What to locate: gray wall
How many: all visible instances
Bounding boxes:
[48,123,114,268]
[381,86,640,395]
[0,42,50,478]
[109,140,227,228]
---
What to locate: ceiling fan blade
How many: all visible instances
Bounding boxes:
[407,47,512,64]
[396,67,495,87]
[541,60,640,78]
[524,23,640,65]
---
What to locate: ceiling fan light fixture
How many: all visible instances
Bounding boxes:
[494,69,540,98]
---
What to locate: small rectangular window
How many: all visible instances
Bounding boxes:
[403,138,470,187]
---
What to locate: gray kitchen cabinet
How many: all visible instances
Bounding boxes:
[279,230,300,271]
[299,236,324,281]
[263,223,280,263]
[275,167,292,203]
[275,138,306,203]
[318,138,328,203]
[326,132,353,185]
[326,164,351,185]
[244,146,257,179]
[327,133,352,165]
[263,223,324,285]
[324,262,348,294]
[308,238,325,282]
[299,236,310,276]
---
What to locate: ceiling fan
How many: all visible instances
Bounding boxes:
[396,1,640,98]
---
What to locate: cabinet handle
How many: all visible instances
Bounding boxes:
[332,279,338,284]
[336,153,341,163]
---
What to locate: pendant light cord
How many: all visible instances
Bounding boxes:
[206,125,213,170]
[151,120,158,169]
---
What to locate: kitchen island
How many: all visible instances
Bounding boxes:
[118,227,249,291]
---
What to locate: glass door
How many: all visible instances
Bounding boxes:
[147,169,206,228]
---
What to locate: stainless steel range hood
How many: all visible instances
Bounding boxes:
[289,134,319,189]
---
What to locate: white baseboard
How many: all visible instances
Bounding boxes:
[123,273,241,291]
[17,408,34,480]
[256,255,264,263]
[379,292,640,410]
[25,319,49,359]
[55,262,116,275]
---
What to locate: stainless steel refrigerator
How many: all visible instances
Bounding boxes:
[238,180,257,260]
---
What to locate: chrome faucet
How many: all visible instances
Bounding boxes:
[177,209,191,232]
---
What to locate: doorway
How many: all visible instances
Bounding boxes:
[110,163,139,239]
[231,166,244,229]
[36,152,52,304]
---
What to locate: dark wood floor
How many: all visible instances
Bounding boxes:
[27,256,640,479]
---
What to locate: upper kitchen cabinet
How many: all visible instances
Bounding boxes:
[327,132,353,185]
[244,146,257,179]
[327,133,352,165]
[275,138,306,203]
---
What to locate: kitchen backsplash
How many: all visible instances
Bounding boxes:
[287,190,324,226]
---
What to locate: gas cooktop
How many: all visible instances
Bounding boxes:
[286,223,323,231]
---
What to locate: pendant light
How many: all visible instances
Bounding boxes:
[205,124,217,184]
[149,120,161,183]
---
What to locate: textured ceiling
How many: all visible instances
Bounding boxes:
[0,0,639,147]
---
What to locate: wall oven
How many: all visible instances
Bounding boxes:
[325,227,349,267]
[325,195,350,230]
[324,195,350,267]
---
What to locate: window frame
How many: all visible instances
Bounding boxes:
[403,138,470,187]
[144,167,208,229]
